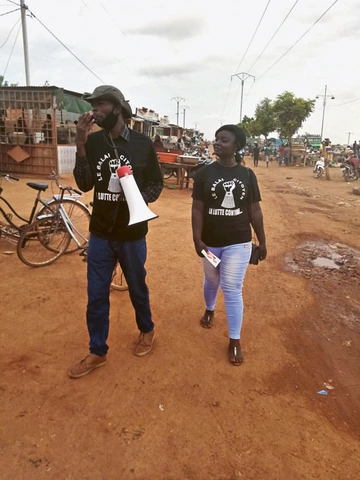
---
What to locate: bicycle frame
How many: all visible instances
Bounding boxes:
[0,176,50,244]
[0,188,46,228]
[0,171,87,246]
[51,203,89,250]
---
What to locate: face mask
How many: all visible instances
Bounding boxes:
[96,108,119,130]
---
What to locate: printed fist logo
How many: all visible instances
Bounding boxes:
[221,181,235,208]
[108,159,122,193]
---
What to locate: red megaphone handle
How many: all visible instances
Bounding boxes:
[117,166,132,178]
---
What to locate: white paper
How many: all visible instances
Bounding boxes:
[201,249,221,267]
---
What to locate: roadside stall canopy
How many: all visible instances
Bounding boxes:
[0,86,91,113]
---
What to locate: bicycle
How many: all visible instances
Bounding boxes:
[16,174,91,267]
[41,171,91,253]
[1,172,90,249]
[0,173,50,245]
[16,182,128,290]
[162,164,178,180]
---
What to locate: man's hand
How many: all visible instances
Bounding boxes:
[75,112,94,147]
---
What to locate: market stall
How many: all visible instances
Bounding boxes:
[0,86,91,176]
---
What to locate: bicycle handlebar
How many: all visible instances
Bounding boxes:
[0,174,20,181]
[49,170,83,196]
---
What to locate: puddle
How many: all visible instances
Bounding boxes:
[284,240,360,277]
[312,257,340,269]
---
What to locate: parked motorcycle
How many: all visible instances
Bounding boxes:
[189,157,213,179]
[313,157,325,178]
[340,161,359,182]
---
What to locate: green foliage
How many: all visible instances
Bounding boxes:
[254,97,276,139]
[273,91,315,142]
[0,75,18,87]
[237,115,260,139]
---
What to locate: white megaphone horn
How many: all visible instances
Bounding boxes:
[117,166,158,226]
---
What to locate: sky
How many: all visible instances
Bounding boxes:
[0,0,359,144]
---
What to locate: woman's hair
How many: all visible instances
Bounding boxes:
[215,124,246,163]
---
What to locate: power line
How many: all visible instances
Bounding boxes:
[6,0,19,6]
[247,0,300,72]
[220,77,233,122]
[222,0,271,119]
[98,0,170,91]
[233,0,300,109]
[235,0,272,72]
[329,98,360,107]
[2,20,21,79]
[256,0,339,82]
[27,7,105,83]
[0,7,19,16]
[231,73,255,123]
[0,17,20,49]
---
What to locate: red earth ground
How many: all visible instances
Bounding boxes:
[0,159,359,480]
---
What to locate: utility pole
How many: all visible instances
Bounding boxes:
[347,132,354,146]
[231,72,255,123]
[316,85,335,141]
[181,105,189,129]
[171,97,185,127]
[20,0,31,86]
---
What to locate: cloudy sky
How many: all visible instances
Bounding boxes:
[0,0,359,144]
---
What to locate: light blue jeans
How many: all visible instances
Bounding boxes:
[201,242,251,339]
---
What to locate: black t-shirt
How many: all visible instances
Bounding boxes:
[84,130,162,241]
[192,162,261,247]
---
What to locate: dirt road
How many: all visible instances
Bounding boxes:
[1,161,359,480]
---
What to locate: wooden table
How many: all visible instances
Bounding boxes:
[181,164,199,189]
[158,162,185,189]
[159,161,199,189]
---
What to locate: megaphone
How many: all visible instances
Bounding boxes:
[117,166,158,226]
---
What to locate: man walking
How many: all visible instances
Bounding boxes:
[69,85,163,378]
[253,143,260,167]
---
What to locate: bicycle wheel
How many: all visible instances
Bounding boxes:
[162,165,174,180]
[17,216,71,267]
[313,167,322,178]
[39,199,90,253]
[110,262,128,291]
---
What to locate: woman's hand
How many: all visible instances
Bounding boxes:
[194,239,208,258]
[259,243,267,261]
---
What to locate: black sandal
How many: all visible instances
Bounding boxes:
[200,309,214,329]
[228,342,244,366]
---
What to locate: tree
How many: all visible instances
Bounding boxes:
[254,97,276,143]
[273,91,315,165]
[238,115,260,139]
[273,91,315,145]
[0,75,18,87]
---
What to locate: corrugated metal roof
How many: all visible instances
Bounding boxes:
[0,85,84,98]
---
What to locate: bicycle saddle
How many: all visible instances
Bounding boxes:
[26,182,49,191]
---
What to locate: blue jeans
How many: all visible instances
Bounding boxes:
[86,234,154,356]
[201,242,251,339]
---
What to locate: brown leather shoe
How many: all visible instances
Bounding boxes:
[68,353,107,379]
[134,329,155,357]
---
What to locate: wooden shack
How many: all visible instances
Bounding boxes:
[0,86,91,176]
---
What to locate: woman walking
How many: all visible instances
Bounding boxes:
[192,125,267,365]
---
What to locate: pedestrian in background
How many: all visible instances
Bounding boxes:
[253,142,259,167]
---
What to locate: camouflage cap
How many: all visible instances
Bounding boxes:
[83,85,132,119]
